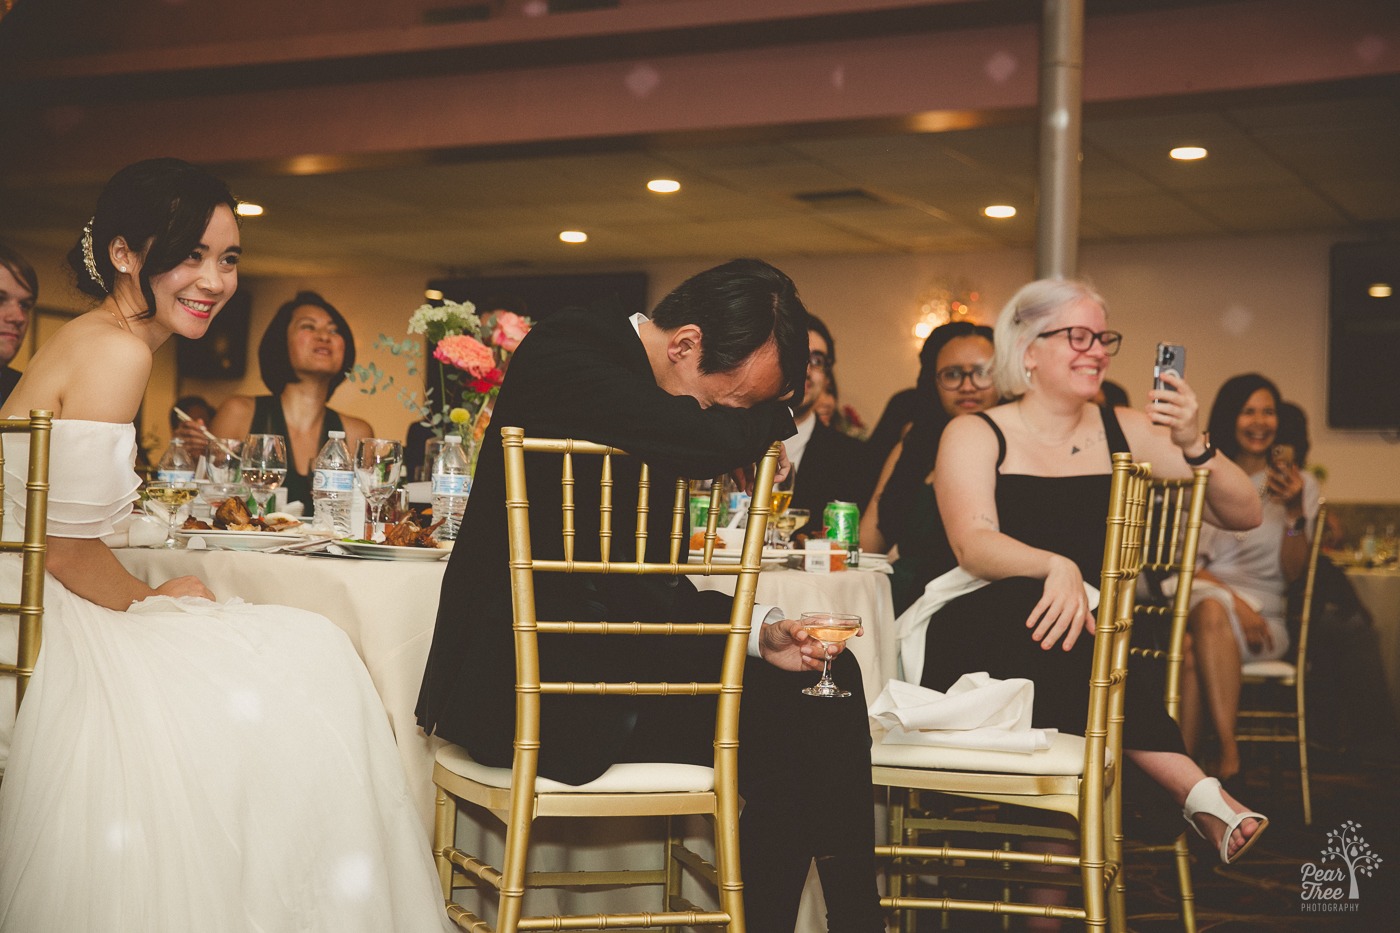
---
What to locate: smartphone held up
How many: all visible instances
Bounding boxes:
[1153,343,1186,395]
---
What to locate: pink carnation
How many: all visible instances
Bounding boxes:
[434,334,496,377]
[491,311,531,352]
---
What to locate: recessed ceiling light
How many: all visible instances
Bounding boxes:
[1170,146,1208,161]
[983,205,1017,219]
[424,289,444,301]
[559,230,588,244]
[235,202,264,217]
[647,179,681,193]
[1370,283,1393,298]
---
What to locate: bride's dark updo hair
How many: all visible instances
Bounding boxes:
[66,158,238,317]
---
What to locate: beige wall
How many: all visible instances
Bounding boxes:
[18,231,1399,503]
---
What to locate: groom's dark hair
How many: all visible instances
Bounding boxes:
[650,258,810,407]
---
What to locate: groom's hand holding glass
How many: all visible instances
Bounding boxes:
[757,612,861,673]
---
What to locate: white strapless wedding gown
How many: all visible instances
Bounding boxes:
[0,421,453,932]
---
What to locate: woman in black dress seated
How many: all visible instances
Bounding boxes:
[859,321,998,613]
[923,279,1270,865]
[211,291,373,511]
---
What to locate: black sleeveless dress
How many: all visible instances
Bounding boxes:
[251,396,346,512]
[921,405,1184,753]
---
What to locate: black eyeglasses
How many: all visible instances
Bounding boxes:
[1036,326,1123,356]
[807,351,831,370]
[936,365,994,390]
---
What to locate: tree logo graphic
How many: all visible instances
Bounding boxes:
[1301,820,1384,913]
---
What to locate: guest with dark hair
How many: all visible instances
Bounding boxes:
[1180,374,1320,783]
[785,313,873,519]
[860,321,999,612]
[0,241,38,404]
[210,290,372,511]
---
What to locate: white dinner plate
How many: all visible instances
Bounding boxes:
[686,547,791,564]
[336,540,451,561]
[176,529,305,551]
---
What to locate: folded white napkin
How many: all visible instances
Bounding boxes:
[870,673,1056,753]
[101,511,168,548]
[895,567,1100,684]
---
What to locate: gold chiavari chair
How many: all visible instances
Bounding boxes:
[1234,502,1327,826]
[432,427,780,933]
[0,411,53,780]
[874,452,1152,932]
[1122,468,1210,933]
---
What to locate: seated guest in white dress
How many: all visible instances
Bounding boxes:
[0,158,452,933]
[1180,373,1319,783]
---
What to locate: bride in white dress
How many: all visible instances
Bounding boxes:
[0,159,453,932]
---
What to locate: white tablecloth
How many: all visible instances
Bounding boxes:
[115,547,449,830]
[1345,567,1400,722]
[114,546,896,926]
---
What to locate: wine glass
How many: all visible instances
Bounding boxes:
[203,438,243,484]
[799,611,862,698]
[772,507,809,549]
[144,480,199,548]
[240,434,288,519]
[766,471,795,546]
[356,438,404,541]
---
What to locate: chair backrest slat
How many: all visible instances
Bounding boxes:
[1134,468,1210,720]
[0,411,52,713]
[1294,502,1328,674]
[501,426,779,789]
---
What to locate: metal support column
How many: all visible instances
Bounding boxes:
[1036,0,1085,280]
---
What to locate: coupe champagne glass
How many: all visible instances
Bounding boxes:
[356,438,404,541]
[240,434,288,519]
[773,508,809,549]
[144,480,199,548]
[799,611,862,698]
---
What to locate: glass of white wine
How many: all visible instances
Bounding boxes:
[772,507,809,549]
[799,611,862,698]
[240,434,288,519]
[144,480,199,548]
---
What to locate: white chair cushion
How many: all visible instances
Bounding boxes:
[436,743,716,793]
[1241,659,1296,679]
[871,731,1090,776]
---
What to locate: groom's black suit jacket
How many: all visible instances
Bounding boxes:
[416,308,794,785]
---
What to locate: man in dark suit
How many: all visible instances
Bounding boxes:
[787,315,873,522]
[0,243,37,405]
[418,260,882,931]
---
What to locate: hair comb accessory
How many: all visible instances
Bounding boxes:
[81,217,107,293]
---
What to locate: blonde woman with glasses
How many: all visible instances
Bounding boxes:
[918,279,1272,870]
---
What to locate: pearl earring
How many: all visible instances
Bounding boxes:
[119,265,128,273]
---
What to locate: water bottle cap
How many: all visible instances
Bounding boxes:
[445,435,463,445]
[328,430,346,439]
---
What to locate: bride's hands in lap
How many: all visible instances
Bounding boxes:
[1028,555,1094,651]
[152,576,215,602]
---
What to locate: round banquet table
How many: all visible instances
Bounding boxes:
[1344,566,1400,722]
[113,545,896,929]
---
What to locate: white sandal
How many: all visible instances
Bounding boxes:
[1182,776,1269,865]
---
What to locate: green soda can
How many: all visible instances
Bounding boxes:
[688,494,711,530]
[823,500,861,567]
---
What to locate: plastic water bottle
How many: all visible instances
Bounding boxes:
[155,438,196,483]
[432,435,471,541]
[311,430,355,537]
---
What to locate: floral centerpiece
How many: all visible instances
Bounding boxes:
[348,299,532,458]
